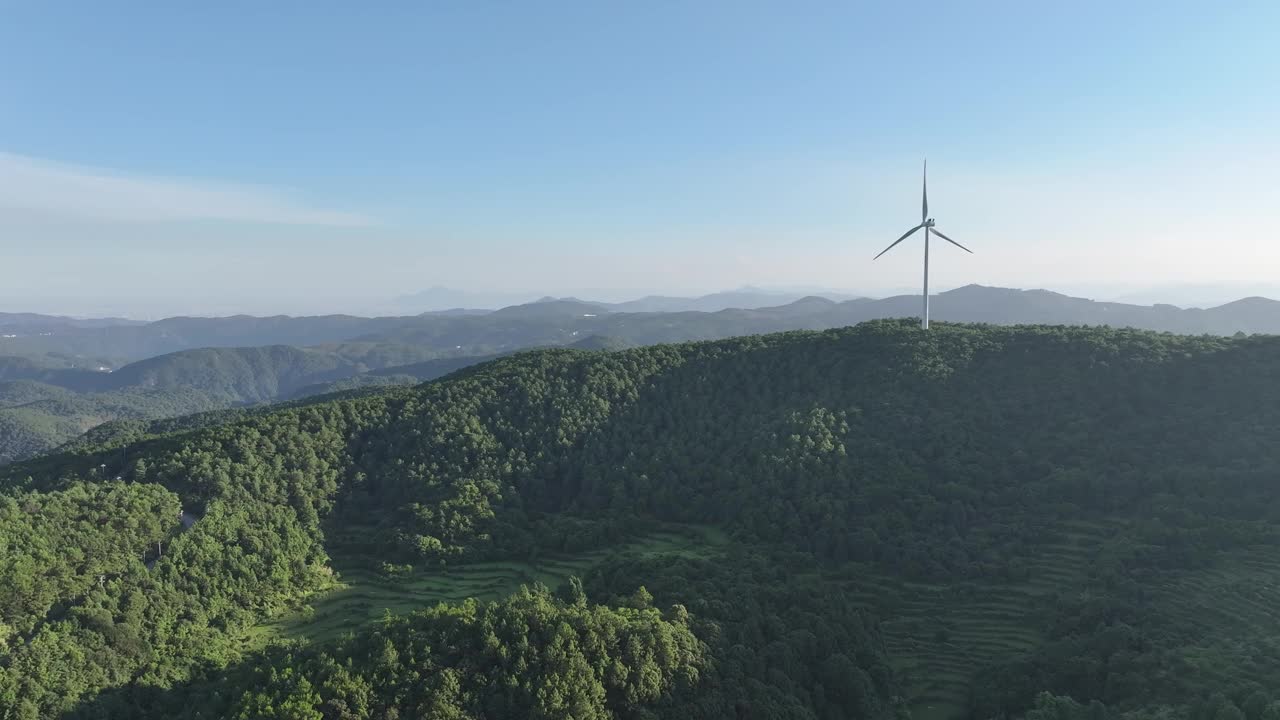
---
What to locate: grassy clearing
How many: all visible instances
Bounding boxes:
[251,524,725,647]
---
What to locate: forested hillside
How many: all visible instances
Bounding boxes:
[0,345,480,466]
[0,340,618,466]
[0,381,230,466]
[3,321,1280,719]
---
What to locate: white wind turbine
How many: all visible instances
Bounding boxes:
[873,160,973,329]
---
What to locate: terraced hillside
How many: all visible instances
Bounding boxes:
[839,521,1114,720]
[254,526,727,646]
[834,518,1280,720]
[268,518,1120,720]
[1145,546,1280,691]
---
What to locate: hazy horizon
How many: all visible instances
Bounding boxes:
[6,280,1280,321]
[3,2,1278,318]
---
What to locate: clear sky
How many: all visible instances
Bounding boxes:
[2,1,1278,316]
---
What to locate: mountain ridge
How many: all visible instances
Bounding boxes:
[4,284,1279,363]
[3,284,1280,465]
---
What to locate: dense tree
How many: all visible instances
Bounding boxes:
[69,586,703,720]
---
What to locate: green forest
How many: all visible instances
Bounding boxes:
[3,320,1280,719]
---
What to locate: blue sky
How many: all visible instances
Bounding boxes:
[2,1,1278,315]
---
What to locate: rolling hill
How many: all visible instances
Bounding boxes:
[0,334,643,466]
[4,322,1280,718]
[0,379,233,466]
[0,344,477,465]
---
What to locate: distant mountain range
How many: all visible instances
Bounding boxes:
[3,283,1280,465]
[393,285,862,314]
[1103,283,1280,308]
[4,285,1278,363]
[0,312,144,336]
[598,287,864,313]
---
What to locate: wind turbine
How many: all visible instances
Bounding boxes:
[873,161,973,329]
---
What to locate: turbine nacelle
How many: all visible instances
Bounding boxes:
[924,218,936,227]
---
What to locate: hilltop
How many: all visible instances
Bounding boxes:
[5,283,1276,468]
[4,321,1280,718]
[3,285,1278,467]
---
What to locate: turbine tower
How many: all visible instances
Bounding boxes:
[874,160,973,329]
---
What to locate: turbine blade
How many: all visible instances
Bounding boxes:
[874,224,923,260]
[931,228,973,253]
[922,159,928,223]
